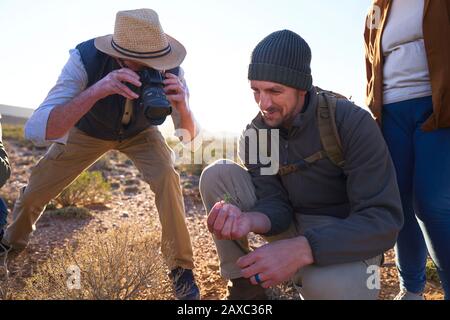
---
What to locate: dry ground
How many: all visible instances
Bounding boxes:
[0,137,444,300]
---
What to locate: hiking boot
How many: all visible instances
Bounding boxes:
[394,289,425,300]
[170,267,201,300]
[227,277,268,300]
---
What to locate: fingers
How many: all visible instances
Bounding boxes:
[163,84,182,93]
[208,203,246,240]
[116,68,141,81]
[231,215,252,239]
[221,214,235,240]
[207,201,224,233]
[236,250,258,269]
[238,255,275,288]
[163,78,181,86]
[166,94,185,105]
[241,263,261,280]
[163,77,184,91]
[241,261,276,289]
[164,72,179,80]
[260,279,276,289]
[163,77,186,107]
[96,68,142,100]
[249,273,266,286]
[213,204,235,236]
[112,81,139,100]
[115,70,142,88]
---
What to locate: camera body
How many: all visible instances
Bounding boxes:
[127,68,172,124]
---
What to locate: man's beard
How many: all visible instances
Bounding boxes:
[261,106,284,128]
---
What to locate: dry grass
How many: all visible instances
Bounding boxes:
[54,171,111,208]
[10,223,173,300]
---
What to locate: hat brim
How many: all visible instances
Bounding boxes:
[94,34,186,70]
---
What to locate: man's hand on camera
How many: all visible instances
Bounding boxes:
[92,68,141,100]
[163,72,189,111]
[207,201,271,240]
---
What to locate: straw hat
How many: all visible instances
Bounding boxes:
[94,9,186,70]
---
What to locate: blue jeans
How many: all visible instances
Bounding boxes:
[382,96,450,299]
[0,197,8,239]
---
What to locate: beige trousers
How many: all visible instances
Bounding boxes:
[199,159,382,300]
[4,127,194,270]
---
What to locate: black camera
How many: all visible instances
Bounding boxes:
[127,68,172,125]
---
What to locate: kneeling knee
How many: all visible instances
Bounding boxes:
[199,159,243,194]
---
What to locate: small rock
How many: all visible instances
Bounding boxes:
[125,179,140,186]
[110,182,121,189]
[124,186,139,194]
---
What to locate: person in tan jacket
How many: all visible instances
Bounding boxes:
[365,0,450,300]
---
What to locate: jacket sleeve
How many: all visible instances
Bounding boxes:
[304,101,404,266]
[0,139,11,188]
[238,126,294,236]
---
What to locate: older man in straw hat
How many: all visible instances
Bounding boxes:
[0,9,201,299]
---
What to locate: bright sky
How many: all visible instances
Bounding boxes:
[0,0,372,134]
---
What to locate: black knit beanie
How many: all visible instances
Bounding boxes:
[248,30,313,91]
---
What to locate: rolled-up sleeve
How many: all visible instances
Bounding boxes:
[25,49,88,146]
[170,68,202,148]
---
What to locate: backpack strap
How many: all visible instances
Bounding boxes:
[317,92,345,168]
[277,88,346,176]
[278,150,327,176]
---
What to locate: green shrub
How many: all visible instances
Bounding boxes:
[1,124,24,141]
[426,259,440,284]
[55,171,110,208]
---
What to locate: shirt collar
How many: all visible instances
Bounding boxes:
[291,87,317,128]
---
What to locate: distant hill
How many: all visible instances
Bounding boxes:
[0,104,33,125]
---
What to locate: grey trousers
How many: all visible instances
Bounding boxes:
[199,159,382,300]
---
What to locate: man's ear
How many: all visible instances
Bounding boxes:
[298,89,307,97]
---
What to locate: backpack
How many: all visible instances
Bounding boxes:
[277,87,347,176]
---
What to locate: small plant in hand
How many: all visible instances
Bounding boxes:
[223,193,234,204]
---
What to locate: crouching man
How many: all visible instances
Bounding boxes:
[199,30,403,300]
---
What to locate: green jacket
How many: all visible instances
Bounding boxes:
[239,87,403,266]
